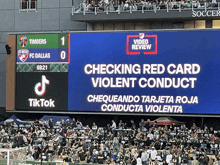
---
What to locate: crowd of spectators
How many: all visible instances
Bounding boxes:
[1,118,220,164]
[78,0,219,13]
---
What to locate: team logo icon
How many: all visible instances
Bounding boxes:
[18,49,29,62]
[139,33,145,39]
[19,36,28,47]
[35,75,50,96]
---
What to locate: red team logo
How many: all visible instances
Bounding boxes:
[126,33,157,55]
[139,33,145,39]
[18,49,29,62]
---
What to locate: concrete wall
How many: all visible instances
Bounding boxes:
[91,20,207,31]
[0,0,86,107]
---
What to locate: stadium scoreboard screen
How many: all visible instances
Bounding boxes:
[16,34,69,110]
[6,30,220,114]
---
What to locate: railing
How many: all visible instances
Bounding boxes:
[71,2,220,15]
[19,0,37,13]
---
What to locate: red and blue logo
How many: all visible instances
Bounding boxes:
[126,33,157,55]
[18,49,29,62]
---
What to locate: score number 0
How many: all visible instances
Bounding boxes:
[60,37,67,60]
[60,51,66,60]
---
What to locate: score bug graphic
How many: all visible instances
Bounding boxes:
[16,34,69,63]
[34,75,50,96]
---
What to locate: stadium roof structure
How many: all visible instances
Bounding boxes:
[150,116,185,125]
[0,114,31,125]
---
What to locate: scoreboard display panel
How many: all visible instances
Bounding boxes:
[15,34,69,110]
[11,30,220,114]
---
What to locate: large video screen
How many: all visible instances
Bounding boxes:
[15,31,220,114]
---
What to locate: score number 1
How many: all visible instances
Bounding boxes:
[61,37,65,46]
[59,36,68,62]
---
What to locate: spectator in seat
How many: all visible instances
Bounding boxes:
[71,118,76,128]
[98,150,104,164]
[162,160,168,165]
[91,149,98,163]
[16,131,26,147]
[152,121,158,128]
[130,120,136,130]
[148,158,154,165]
[33,147,40,160]
[92,122,98,133]
[42,142,49,155]
[49,117,53,129]
[214,158,219,165]
[147,131,154,140]
[161,149,167,162]
[2,122,7,129]
[139,119,146,131]
[63,152,71,162]
[27,151,34,161]
[204,154,209,165]
[132,2,138,11]
[133,149,139,159]
[124,1,129,10]
[148,1,152,10]
[81,0,86,11]
[145,119,151,131]
[0,126,5,134]
[76,120,83,130]
[85,149,91,163]
[210,134,216,143]
[125,149,131,161]
[198,155,206,165]
[191,123,197,132]
[47,140,54,154]
[111,120,116,137]
[166,151,172,164]
[210,127,214,135]
[154,158,159,165]
[78,147,86,163]
[113,137,119,149]
[208,157,214,165]
[72,151,79,163]
[98,0,105,11]
[60,119,66,128]
[66,119,71,127]
[141,148,149,165]
[118,120,124,129]
[150,147,157,161]
[6,139,12,148]
[110,158,116,165]
[136,156,142,165]
[154,140,161,150]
